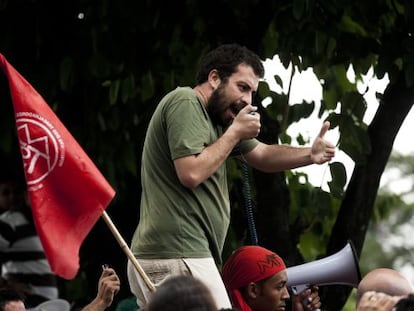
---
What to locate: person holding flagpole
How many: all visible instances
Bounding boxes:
[127,43,336,310]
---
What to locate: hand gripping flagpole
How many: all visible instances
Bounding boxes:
[101,211,156,292]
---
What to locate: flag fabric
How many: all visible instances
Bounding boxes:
[0,53,116,279]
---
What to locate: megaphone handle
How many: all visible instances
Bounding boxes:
[291,285,321,311]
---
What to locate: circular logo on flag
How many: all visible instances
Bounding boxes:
[16,112,65,190]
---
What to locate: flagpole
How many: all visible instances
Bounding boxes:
[101,211,156,292]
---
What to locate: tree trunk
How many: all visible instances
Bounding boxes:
[321,74,414,310]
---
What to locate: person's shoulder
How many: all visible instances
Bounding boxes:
[160,87,199,113]
[165,86,195,99]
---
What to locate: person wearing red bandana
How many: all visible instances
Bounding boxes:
[221,245,321,311]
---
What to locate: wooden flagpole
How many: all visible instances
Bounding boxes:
[101,211,156,292]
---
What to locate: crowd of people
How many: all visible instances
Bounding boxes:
[1,42,412,311]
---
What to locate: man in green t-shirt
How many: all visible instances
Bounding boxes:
[127,43,336,310]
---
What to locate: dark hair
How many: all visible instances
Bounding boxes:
[195,44,265,84]
[394,294,414,311]
[146,275,217,311]
[0,288,25,311]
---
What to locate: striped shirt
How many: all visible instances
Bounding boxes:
[0,209,58,302]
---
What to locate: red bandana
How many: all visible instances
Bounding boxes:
[221,245,286,311]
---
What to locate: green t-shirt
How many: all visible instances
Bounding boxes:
[131,87,258,266]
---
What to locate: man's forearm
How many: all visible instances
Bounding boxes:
[244,144,313,173]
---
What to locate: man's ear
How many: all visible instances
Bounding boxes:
[208,69,221,89]
[245,282,261,299]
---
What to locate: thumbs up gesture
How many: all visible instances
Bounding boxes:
[310,121,336,164]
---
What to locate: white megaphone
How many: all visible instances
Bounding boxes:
[286,241,361,295]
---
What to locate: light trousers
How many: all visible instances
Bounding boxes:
[127,257,232,310]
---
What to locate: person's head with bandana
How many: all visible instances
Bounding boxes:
[221,245,321,311]
[221,245,288,311]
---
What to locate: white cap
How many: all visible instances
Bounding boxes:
[26,299,71,311]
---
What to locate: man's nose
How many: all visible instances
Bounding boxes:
[240,93,252,106]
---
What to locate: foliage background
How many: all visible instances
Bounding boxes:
[1,0,414,310]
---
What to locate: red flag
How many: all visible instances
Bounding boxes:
[0,53,116,280]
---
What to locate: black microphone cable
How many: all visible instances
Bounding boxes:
[240,159,258,245]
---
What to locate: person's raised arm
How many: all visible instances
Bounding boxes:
[81,267,120,311]
[243,121,336,172]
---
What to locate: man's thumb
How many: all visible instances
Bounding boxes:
[318,121,330,138]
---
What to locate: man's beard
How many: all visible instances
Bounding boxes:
[206,85,230,127]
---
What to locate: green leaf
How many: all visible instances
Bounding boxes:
[299,231,325,260]
[101,80,111,87]
[335,65,356,93]
[121,74,136,103]
[273,74,284,90]
[109,79,120,106]
[59,57,75,92]
[403,54,414,87]
[121,142,138,175]
[339,15,368,37]
[264,91,288,124]
[88,53,111,79]
[328,161,347,198]
[288,101,315,124]
[326,37,337,59]
[97,112,106,131]
[325,112,342,128]
[322,86,339,110]
[340,91,367,122]
[353,55,378,76]
[292,0,305,20]
[141,71,155,101]
[338,121,371,163]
